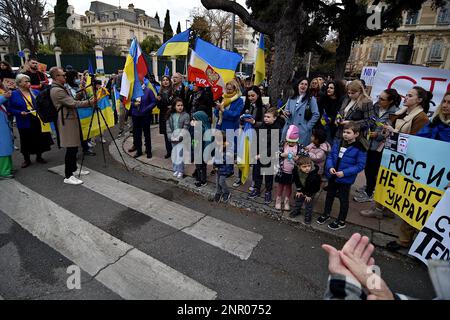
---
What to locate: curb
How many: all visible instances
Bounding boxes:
[109,135,415,262]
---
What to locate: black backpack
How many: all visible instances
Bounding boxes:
[35,86,58,123]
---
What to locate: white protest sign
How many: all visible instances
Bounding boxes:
[360,66,377,86]
[409,189,450,265]
[371,63,450,114]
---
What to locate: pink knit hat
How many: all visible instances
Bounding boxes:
[286,125,299,143]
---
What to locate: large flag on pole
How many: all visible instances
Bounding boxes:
[188,38,242,100]
[157,29,190,56]
[120,38,145,110]
[253,33,265,85]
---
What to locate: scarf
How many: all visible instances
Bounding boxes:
[394,106,425,134]
[222,91,241,109]
[218,91,241,126]
[20,90,51,133]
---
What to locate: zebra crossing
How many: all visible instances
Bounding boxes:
[0,167,264,300]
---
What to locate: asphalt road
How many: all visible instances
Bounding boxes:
[0,136,435,300]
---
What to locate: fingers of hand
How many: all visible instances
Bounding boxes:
[354,236,370,258]
[342,233,362,255]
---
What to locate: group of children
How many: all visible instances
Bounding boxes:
[167,98,367,231]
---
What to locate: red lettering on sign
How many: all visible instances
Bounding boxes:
[422,77,447,93]
[388,76,417,89]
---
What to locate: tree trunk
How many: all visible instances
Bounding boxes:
[269,28,298,104]
[334,36,353,80]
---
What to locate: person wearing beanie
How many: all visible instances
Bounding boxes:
[274,125,301,211]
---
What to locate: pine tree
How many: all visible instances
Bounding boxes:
[163,10,173,42]
[176,21,182,34]
[54,0,70,29]
[155,12,160,26]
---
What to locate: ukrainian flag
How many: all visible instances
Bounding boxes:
[253,33,265,86]
[112,84,121,114]
[194,38,242,84]
[78,89,115,140]
[157,29,190,56]
[237,118,256,184]
[120,39,145,110]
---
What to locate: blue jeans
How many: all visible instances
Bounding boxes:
[172,142,184,173]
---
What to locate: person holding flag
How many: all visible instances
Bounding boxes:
[318,80,346,144]
[128,78,157,159]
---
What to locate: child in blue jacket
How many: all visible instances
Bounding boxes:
[317,121,367,230]
[213,131,234,203]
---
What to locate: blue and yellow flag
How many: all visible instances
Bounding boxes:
[253,33,265,86]
[194,38,242,85]
[237,117,255,184]
[112,85,121,114]
[78,89,115,140]
[157,29,190,56]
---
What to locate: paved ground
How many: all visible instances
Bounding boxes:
[0,126,435,300]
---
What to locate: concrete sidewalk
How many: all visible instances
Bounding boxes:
[109,125,409,256]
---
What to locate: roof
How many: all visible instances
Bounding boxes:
[88,1,161,29]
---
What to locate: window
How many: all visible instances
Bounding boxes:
[130,30,135,39]
[438,3,450,24]
[429,40,444,61]
[405,10,419,25]
[369,42,383,61]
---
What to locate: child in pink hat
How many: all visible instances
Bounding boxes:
[275,125,300,211]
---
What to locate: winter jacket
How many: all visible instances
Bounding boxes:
[368,103,399,152]
[0,103,13,157]
[305,142,331,175]
[50,82,90,148]
[131,87,157,117]
[255,118,284,168]
[214,98,244,131]
[293,165,321,197]
[389,107,429,135]
[282,95,320,146]
[336,96,374,138]
[416,117,450,143]
[7,89,41,129]
[325,140,367,185]
[166,112,190,141]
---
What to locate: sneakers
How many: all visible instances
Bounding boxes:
[221,192,231,203]
[316,214,331,225]
[232,179,242,187]
[328,220,346,231]
[264,191,272,205]
[304,216,312,225]
[214,193,222,203]
[195,181,207,187]
[64,176,83,185]
[173,171,179,177]
[353,191,374,203]
[177,172,183,179]
[275,197,282,210]
[283,198,290,211]
[360,207,395,219]
[247,190,260,199]
[78,170,90,176]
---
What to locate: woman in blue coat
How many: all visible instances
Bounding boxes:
[7,74,53,168]
[417,91,450,142]
[0,89,14,179]
[281,78,320,147]
[214,80,244,132]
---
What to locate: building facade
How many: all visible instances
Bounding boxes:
[42,2,163,56]
[346,0,450,76]
[83,2,163,55]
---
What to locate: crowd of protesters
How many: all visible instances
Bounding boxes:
[1,57,449,245]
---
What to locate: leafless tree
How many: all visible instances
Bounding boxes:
[0,0,47,55]
[191,7,232,48]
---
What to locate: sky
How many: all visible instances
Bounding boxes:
[46,0,247,32]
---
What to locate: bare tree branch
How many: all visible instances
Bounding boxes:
[201,0,273,35]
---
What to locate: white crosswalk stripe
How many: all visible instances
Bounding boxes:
[0,180,217,300]
[49,165,263,260]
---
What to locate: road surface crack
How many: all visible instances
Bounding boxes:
[91,247,135,279]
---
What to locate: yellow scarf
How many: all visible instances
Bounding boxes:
[221,91,241,109]
[22,91,51,133]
